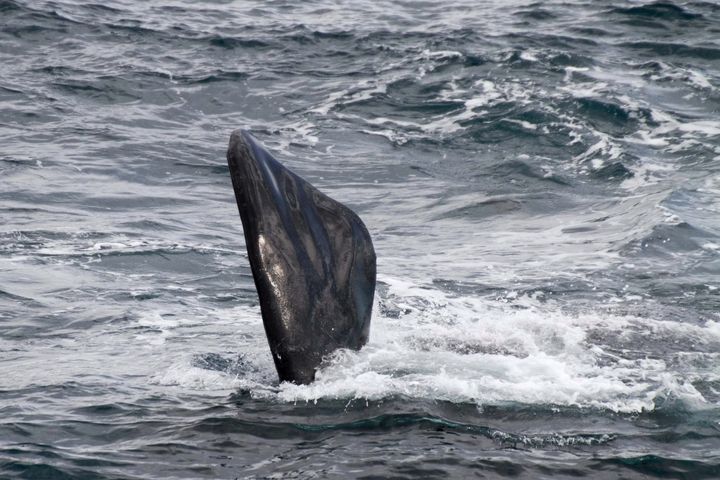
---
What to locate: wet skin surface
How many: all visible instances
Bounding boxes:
[227,130,376,384]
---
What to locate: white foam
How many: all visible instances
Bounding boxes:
[360,128,409,145]
[646,63,715,91]
[310,79,390,116]
[686,70,714,90]
[519,50,538,62]
[564,66,589,82]
[421,49,463,60]
[349,79,514,139]
[31,235,238,258]
[150,362,244,392]
[173,275,717,413]
[503,119,538,130]
[574,133,623,163]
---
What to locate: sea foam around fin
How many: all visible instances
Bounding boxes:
[153,275,719,414]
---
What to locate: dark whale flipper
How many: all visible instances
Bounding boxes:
[227,130,376,384]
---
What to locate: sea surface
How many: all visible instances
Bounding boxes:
[2,0,720,478]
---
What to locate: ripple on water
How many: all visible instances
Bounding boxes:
[2,0,720,478]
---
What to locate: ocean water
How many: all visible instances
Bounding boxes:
[2,0,720,478]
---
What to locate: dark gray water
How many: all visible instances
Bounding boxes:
[2,0,720,478]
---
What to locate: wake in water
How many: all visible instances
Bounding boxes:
[153,274,719,415]
[2,0,720,478]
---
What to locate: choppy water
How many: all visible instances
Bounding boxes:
[2,0,720,478]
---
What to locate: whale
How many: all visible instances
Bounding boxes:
[227,130,376,384]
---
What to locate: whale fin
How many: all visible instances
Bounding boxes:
[227,130,376,384]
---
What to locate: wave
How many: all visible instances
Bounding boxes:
[620,41,720,60]
[610,2,703,21]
